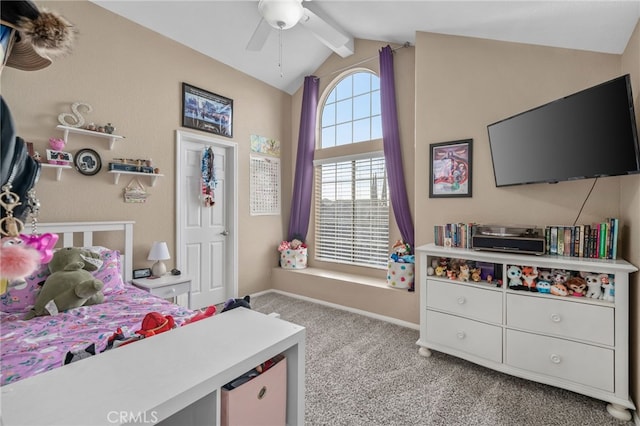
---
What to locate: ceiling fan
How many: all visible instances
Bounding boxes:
[246,0,354,58]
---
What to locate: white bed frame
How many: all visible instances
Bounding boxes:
[1,221,305,426]
[37,220,134,282]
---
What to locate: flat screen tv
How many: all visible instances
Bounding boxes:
[487,74,640,187]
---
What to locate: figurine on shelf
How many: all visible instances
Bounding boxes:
[470,268,481,282]
[104,123,115,134]
[458,264,470,282]
[48,138,66,164]
[507,265,523,290]
[85,122,97,131]
[600,274,615,302]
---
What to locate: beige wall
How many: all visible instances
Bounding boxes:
[621,19,640,416]
[1,1,289,295]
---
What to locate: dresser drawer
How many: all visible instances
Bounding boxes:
[148,281,191,299]
[505,330,613,392]
[427,280,502,324]
[506,294,613,346]
[426,310,502,363]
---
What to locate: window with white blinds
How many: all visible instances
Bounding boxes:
[314,155,389,268]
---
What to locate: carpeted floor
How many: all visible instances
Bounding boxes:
[251,291,633,426]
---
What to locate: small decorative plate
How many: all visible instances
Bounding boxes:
[74,148,102,176]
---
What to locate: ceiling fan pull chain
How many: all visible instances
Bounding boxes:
[278,25,284,78]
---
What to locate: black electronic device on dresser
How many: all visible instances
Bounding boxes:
[472,225,545,255]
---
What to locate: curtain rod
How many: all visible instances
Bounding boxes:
[314,41,411,81]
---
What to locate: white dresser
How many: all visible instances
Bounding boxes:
[415,243,637,421]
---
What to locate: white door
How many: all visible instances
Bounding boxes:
[176,130,238,309]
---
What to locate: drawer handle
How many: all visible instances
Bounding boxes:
[456,331,466,340]
[457,297,466,305]
[258,386,267,400]
[549,354,562,364]
[550,313,561,323]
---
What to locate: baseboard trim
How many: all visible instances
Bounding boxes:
[251,289,420,330]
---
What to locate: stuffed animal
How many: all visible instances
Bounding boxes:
[536,269,553,294]
[550,283,568,297]
[551,269,569,286]
[458,264,470,282]
[48,137,67,164]
[470,268,481,282]
[0,236,41,294]
[183,305,217,325]
[434,265,445,277]
[135,312,175,337]
[507,265,523,289]
[584,273,603,299]
[600,274,615,302]
[221,295,251,312]
[565,276,587,297]
[24,247,104,319]
[521,266,538,292]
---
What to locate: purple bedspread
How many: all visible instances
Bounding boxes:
[1,283,194,386]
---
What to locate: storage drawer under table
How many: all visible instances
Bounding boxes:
[147,281,191,299]
[505,329,614,392]
[506,294,613,346]
[427,279,502,324]
[426,310,502,363]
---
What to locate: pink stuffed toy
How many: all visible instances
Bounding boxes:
[182,305,217,325]
[0,237,41,294]
[48,137,67,164]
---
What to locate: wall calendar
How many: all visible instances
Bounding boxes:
[250,154,280,215]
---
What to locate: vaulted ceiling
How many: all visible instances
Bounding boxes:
[91,1,640,94]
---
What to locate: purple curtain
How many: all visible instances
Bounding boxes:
[287,76,319,242]
[380,45,415,249]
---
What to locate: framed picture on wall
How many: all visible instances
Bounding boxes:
[429,139,473,198]
[182,83,233,138]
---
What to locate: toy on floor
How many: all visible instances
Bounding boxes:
[222,295,251,312]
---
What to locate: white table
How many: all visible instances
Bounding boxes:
[132,274,192,308]
[1,308,306,426]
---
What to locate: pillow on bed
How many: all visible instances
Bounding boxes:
[84,246,126,294]
[0,263,50,313]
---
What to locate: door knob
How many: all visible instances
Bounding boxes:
[220,230,229,236]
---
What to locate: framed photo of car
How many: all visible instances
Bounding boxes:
[182,82,233,138]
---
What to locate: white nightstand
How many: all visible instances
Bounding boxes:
[131,274,192,308]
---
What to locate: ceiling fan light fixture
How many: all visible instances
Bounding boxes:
[258,0,304,30]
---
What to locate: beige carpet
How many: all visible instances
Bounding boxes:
[251,291,632,426]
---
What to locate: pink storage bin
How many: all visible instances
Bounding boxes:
[221,357,287,426]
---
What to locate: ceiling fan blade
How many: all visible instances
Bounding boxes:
[246,17,272,51]
[300,3,354,58]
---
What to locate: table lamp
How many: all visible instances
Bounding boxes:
[148,241,170,277]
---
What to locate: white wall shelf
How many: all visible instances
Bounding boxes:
[108,170,164,187]
[40,163,73,181]
[57,125,125,150]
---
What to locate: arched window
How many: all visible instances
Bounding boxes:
[314,71,389,268]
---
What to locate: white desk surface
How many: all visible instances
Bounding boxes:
[1,308,305,426]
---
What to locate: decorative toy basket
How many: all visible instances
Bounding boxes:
[387,261,414,289]
[280,248,307,269]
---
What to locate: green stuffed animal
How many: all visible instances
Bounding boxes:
[24,247,105,320]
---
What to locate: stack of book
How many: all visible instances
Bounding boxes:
[434,223,476,249]
[544,218,619,259]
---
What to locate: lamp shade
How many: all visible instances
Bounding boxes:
[147,242,170,261]
[258,0,304,30]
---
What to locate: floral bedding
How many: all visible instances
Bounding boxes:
[1,283,194,386]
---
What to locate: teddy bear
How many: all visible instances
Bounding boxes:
[584,273,603,299]
[521,266,538,292]
[565,276,587,297]
[24,247,105,319]
[506,265,523,289]
[48,137,67,164]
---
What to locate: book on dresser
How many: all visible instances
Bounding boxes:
[415,243,638,422]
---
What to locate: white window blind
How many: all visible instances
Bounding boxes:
[314,155,389,268]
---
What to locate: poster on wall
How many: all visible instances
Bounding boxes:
[182,83,233,138]
[250,154,280,215]
[429,139,473,198]
[250,134,280,157]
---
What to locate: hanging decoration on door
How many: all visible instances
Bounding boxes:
[201,147,217,207]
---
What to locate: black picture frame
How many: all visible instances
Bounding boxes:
[182,82,233,138]
[74,148,102,176]
[429,139,473,198]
